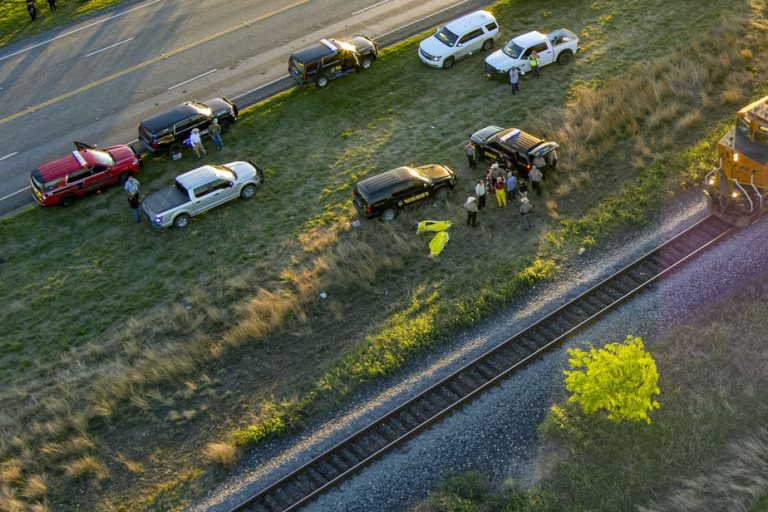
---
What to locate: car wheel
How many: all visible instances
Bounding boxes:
[557,50,573,65]
[119,172,134,185]
[59,194,76,208]
[316,75,329,88]
[482,39,493,51]
[240,184,257,200]
[361,57,373,70]
[220,119,233,133]
[442,57,454,69]
[169,143,182,155]
[381,208,396,222]
[173,213,190,229]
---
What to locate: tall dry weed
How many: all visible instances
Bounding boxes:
[204,442,238,466]
[62,455,109,481]
[639,429,768,512]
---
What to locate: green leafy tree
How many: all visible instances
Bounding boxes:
[564,335,661,424]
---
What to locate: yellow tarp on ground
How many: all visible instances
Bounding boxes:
[417,220,453,234]
[429,231,450,257]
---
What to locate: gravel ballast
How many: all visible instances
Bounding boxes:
[192,192,768,512]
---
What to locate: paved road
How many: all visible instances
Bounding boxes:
[0,0,487,215]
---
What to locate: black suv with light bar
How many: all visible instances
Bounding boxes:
[353,164,456,221]
[138,98,238,154]
[288,36,378,88]
[469,126,559,174]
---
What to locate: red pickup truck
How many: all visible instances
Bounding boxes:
[30,142,141,207]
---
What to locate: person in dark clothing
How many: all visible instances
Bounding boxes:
[128,193,141,223]
[27,0,37,21]
[517,179,528,199]
[48,0,56,11]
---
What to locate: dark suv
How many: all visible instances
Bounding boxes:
[138,98,238,154]
[289,36,379,88]
[470,126,559,174]
[353,164,456,221]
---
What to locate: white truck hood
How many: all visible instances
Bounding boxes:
[419,35,452,58]
[484,49,517,72]
[225,161,257,181]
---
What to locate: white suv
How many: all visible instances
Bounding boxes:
[418,10,500,69]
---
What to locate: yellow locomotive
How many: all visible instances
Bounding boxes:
[705,95,768,226]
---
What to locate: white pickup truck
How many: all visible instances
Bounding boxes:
[142,161,264,229]
[484,28,579,79]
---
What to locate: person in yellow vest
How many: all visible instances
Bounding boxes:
[528,50,540,77]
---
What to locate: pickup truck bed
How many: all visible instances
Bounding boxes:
[142,186,188,214]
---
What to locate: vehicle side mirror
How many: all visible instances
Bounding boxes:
[228,181,235,188]
[457,43,463,47]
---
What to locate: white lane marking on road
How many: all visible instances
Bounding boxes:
[0,0,160,62]
[352,0,396,16]
[0,187,30,202]
[168,69,219,90]
[86,37,135,57]
[232,74,291,101]
[0,152,18,161]
[376,0,472,39]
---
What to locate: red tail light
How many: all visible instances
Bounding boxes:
[366,206,372,215]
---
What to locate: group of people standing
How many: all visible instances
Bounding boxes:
[26,0,57,22]
[464,142,547,231]
[188,119,225,158]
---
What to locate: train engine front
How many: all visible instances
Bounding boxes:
[705,96,768,226]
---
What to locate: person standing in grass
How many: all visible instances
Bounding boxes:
[124,175,140,197]
[505,171,517,203]
[464,196,478,227]
[518,177,528,199]
[190,128,206,157]
[209,118,224,150]
[48,0,56,11]
[509,66,520,94]
[128,193,141,224]
[475,178,486,209]
[529,165,543,196]
[494,176,506,208]
[528,50,540,77]
[520,194,533,230]
[465,141,478,168]
[27,0,37,21]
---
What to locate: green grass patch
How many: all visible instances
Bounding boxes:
[0,0,124,48]
[0,0,759,509]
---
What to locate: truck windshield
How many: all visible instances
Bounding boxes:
[87,149,115,167]
[503,42,524,59]
[435,27,458,47]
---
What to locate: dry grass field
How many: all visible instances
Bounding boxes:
[0,0,763,509]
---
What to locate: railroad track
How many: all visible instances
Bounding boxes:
[229,214,736,512]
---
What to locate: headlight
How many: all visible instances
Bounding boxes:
[155,216,163,223]
[497,68,504,74]
[732,191,739,198]
[733,153,739,162]
[708,178,715,186]
[432,56,440,62]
